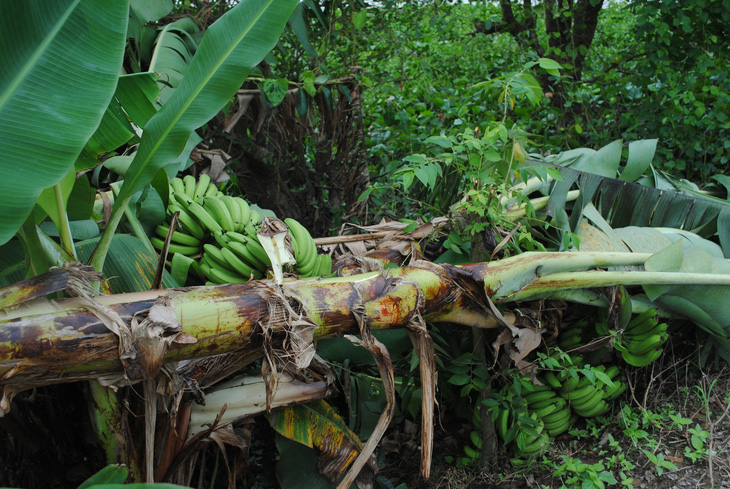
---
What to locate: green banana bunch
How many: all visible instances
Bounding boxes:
[556,319,590,351]
[156,175,266,285]
[285,218,333,278]
[616,309,668,367]
[158,178,334,286]
[529,375,572,436]
[498,409,550,458]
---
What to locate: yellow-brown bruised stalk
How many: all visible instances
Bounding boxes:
[1,252,728,397]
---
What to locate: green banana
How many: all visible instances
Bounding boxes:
[521,382,554,394]
[171,177,187,197]
[172,191,193,210]
[604,379,627,400]
[626,308,658,332]
[248,208,261,225]
[518,432,549,455]
[625,321,667,342]
[204,182,220,197]
[570,388,604,413]
[621,348,663,367]
[155,224,201,247]
[226,241,268,273]
[236,198,250,231]
[167,205,206,240]
[212,231,231,249]
[316,253,333,277]
[579,399,611,418]
[203,196,235,232]
[524,390,557,404]
[528,395,563,411]
[624,333,668,356]
[497,408,510,441]
[604,365,620,381]
[200,262,216,283]
[203,244,232,271]
[542,405,571,426]
[221,196,242,231]
[561,375,581,393]
[531,403,557,419]
[245,236,272,267]
[220,247,257,279]
[542,372,563,390]
[543,412,571,437]
[284,218,317,275]
[206,263,247,284]
[150,237,199,256]
[187,201,223,233]
[183,175,197,198]
[193,173,211,203]
[561,383,597,401]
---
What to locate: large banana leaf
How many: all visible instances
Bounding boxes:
[577,220,730,361]
[76,234,177,293]
[0,0,128,246]
[526,140,730,256]
[91,0,298,271]
[149,18,200,105]
[114,0,298,206]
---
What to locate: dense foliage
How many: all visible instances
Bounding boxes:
[2,1,730,488]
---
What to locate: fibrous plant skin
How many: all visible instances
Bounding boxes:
[1,250,727,399]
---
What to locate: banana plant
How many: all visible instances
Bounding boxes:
[511,139,730,255]
[2,241,730,481]
[0,0,299,483]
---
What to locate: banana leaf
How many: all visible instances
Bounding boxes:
[269,400,364,485]
[576,220,730,360]
[527,140,730,257]
[92,0,298,271]
[149,18,200,105]
[0,0,128,246]
[115,0,298,206]
[76,234,178,293]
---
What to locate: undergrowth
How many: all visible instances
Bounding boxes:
[384,334,730,489]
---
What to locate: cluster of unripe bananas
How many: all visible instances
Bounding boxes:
[613,309,669,367]
[558,310,668,368]
[489,310,670,460]
[152,174,331,285]
[494,362,628,458]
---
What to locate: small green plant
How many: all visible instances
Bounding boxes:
[618,405,652,447]
[684,424,712,462]
[641,449,678,476]
[552,455,618,489]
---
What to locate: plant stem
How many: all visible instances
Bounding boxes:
[88,196,132,273]
[124,204,155,254]
[54,183,77,259]
[509,270,730,301]
[17,216,55,277]
[506,189,581,220]
[88,381,142,481]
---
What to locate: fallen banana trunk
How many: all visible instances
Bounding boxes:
[0,262,483,398]
[2,250,728,398]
